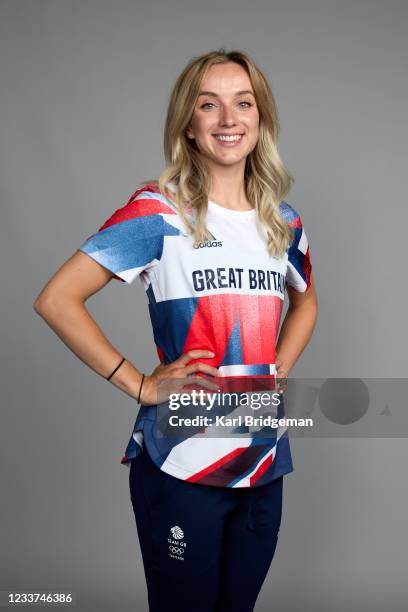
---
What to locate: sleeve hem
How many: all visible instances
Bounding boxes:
[78,247,132,284]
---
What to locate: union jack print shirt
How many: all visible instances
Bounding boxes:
[78,182,312,487]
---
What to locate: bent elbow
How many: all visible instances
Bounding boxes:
[33,291,46,313]
[33,290,68,320]
[33,293,56,319]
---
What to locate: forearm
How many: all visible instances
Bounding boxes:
[34,296,144,400]
[276,301,317,374]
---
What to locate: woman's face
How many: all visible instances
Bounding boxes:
[186,62,260,172]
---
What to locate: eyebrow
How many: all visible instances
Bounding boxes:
[197,90,255,98]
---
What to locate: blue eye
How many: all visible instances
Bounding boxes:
[200,101,253,109]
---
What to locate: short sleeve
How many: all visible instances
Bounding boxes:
[78,185,166,284]
[280,201,313,293]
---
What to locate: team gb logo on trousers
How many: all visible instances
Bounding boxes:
[168,525,187,561]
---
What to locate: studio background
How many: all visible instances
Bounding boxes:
[1,0,407,611]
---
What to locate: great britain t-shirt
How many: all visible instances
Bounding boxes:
[78,181,312,487]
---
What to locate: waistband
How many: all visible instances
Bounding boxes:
[218,363,277,376]
[215,363,278,393]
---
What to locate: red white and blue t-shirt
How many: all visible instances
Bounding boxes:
[78,182,312,487]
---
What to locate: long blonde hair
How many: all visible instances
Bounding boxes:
[142,48,294,258]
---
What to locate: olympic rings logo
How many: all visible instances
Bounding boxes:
[169,545,184,555]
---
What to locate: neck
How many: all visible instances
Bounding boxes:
[206,160,251,211]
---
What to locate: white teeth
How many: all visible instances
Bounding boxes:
[215,135,242,142]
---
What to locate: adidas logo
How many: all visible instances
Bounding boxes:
[193,240,223,249]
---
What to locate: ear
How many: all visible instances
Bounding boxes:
[185,125,195,139]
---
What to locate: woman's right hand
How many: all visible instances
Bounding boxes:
[139,349,222,406]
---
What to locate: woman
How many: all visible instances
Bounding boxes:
[34,49,318,612]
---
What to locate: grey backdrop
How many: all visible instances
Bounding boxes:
[1,0,407,610]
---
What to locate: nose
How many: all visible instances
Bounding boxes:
[219,103,236,126]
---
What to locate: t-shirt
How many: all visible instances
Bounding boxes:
[78,181,312,487]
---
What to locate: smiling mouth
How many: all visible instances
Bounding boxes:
[213,134,244,142]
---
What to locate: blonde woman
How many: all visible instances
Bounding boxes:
[34,49,318,612]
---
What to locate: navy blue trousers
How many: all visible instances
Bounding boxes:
[129,448,283,612]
